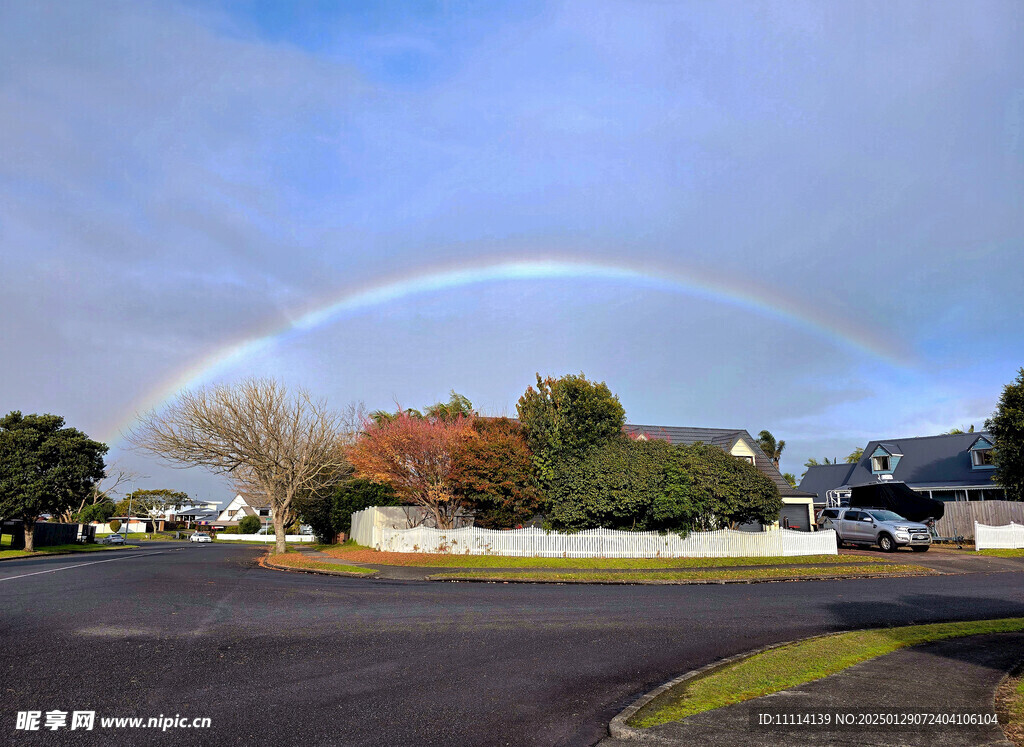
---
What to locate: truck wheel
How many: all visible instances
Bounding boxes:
[878,534,896,552]
[911,546,929,553]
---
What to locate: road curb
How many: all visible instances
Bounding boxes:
[259,553,379,578]
[427,570,938,585]
[607,626,890,740]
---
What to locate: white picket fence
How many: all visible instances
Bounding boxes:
[376,525,837,558]
[975,522,1024,550]
[216,534,316,543]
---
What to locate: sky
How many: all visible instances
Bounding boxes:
[1,0,1022,506]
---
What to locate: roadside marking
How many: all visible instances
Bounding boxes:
[0,551,166,582]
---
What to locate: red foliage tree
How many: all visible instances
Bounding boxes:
[347,411,475,529]
[452,418,543,529]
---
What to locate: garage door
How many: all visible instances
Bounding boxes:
[780,505,810,531]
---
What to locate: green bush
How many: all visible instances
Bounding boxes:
[219,526,239,534]
[657,442,782,530]
[238,515,261,534]
[548,437,671,530]
[108,519,121,533]
[296,479,398,544]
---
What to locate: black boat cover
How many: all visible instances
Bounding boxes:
[849,482,945,522]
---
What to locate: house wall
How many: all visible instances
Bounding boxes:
[730,440,756,460]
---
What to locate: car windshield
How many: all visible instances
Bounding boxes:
[867,510,905,522]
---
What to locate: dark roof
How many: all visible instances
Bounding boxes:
[624,424,815,499]
[800,432,999,496]
[798,463,857,503]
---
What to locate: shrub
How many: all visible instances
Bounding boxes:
[453,418,544,529]
[547,437,671,530]
[108,519,121,533]
[238,515,261,534]
[516,373,626,486]
[657,442,782,530]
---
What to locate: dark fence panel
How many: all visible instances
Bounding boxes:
[6,521,83,549]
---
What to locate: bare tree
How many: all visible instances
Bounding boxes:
[129,379,357,553]
[58,462,136,524]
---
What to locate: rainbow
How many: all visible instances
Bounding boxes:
[102,257,909,444]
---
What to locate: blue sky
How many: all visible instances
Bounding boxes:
[1,0,1022,504]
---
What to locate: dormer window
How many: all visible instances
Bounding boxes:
[737,455,754,465]
[969,437,996,469]
[871,455,891,472]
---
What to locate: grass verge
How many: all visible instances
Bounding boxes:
[318,545,887,570]
[266,552,375,575]
[0,544,136,561]
[978,549,1024,557]
[431,564,932,583]
[629,617,1024,728]
[996,666,1024,746]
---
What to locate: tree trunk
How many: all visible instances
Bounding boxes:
[273,513,287,554]
[23,520,36,553]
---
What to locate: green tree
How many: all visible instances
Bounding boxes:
[452,418,544,529]
[548,437,671,531]
[756,430,785,469]
[659,443,782,530]
[109,519,121,533]
[948,425,975,434]
[845,447,864,464]
[238,514,262,534]
[425,391,476,421]
[294,478,398,544]
[0,412,107,551]
[516,373,626,486]
[782,472,797,488]
[78,499,116,524]
[801,456,835,478]
[115,488,188,537]
[987,368,1024,501]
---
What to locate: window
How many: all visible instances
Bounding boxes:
[737,455,754,465]
[972,448,994,467]
[871,455,891,472]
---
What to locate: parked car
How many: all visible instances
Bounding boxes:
[821,508,931,552]
[189,532,213,543]
[815,507,842,530]
[99,534,125,545]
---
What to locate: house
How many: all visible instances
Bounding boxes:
[623,424,819,531]
[212,493,273,528]
[799,432,1005,507]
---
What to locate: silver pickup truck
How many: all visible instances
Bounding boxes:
[822,508,931,552]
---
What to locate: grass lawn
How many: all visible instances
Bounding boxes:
[266,552,375,575]
[0,543,136,561]
[629,617,1024,728]
[997,667,1024,746]
[318,544,887,569]
[978,549,1024,557]
[431,564,932,583]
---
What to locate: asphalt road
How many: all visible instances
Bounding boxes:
[2,544,1024,746]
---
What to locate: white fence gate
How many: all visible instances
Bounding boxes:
[375,525,837,558]
[975,522,1024,550]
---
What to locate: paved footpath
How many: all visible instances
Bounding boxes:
[600,632,1024,746]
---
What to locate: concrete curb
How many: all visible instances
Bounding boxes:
[427,569,938,585]
[607,627,885,740]
[259,554,380,578]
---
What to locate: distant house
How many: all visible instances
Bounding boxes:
[212,493,273,528]
[799,432,1005,507]
[623,424,819,531]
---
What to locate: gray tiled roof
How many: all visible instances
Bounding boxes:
[799,432,999,497]
[624,424,814,498]
[798,463,857,503]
